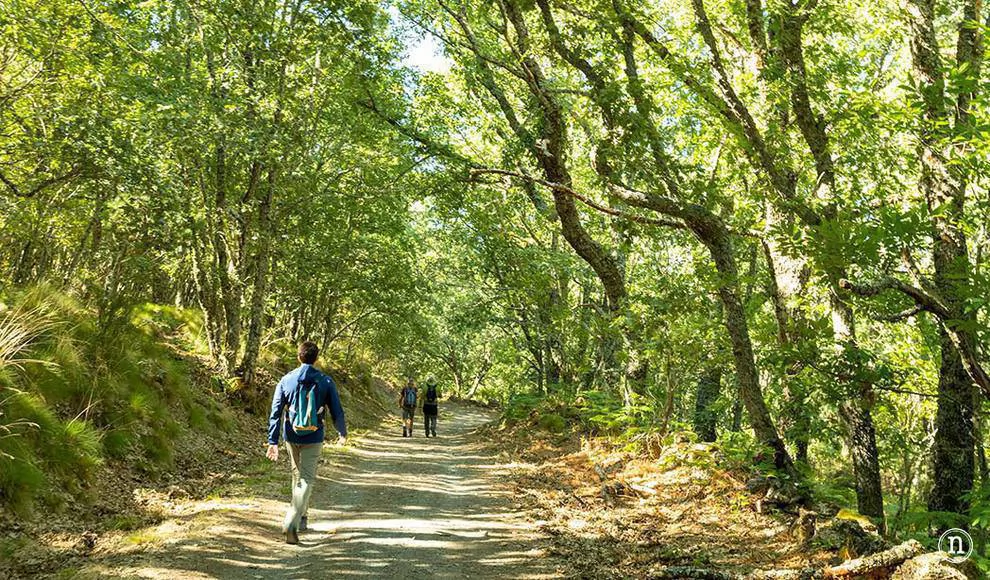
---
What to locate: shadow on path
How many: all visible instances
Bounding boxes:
[75,404,558,579]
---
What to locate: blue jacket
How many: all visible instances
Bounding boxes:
[267,364,347,445]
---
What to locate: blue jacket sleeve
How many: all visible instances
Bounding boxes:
[323,375,347,437]
[267,379,286,445]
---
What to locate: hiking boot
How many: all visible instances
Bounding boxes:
[299,516,308,532]
[432,431,437,437]
[285,527,299,545]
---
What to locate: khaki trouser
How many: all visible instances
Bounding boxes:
[283,441,323,532]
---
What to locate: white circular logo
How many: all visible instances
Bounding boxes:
[937,528,973,564]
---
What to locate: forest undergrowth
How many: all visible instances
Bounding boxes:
[492,396,985,578]
[0,288,395,578]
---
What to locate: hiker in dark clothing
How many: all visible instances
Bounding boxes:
[399,378,418,437]
[266,341,347,545]
[423,376,440,437]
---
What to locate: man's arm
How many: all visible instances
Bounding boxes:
[267,379,286,445]
[324,376,347,440]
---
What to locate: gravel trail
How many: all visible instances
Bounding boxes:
[75,403,558,579]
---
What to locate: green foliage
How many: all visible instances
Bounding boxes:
[504,392,545,422]
[810,475,859,509]
[579,391,656,436]
[964,482,990,570]
[0,436,45,517]
[969,483,990,530]
[0,287,232,515]
[889,509,969,543]
[131,304,208,355]
[102,429,134,460]
[0,0,987,545]
[715,431,776,475]
[537,413,566,433]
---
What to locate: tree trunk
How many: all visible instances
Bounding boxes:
[238,167,275,389]
[704,227,793,473]
[830,287,886,530]
[824,540,924,578]
[211,136,242,373]
[542,269,563,389]
[907,0,982,521]
[839,397,885,524]
[922,143,978,519]
[451,372,463,398]
[575,178,794,472]
[693,363,721,442]
[762,224,812,463]
[928,329,976,516]
[977,406,989,486]
[191,218,224,362]
[659,352,676,436]
[467,358,490,399]
[730,380,744,432]
[502,0,631,394]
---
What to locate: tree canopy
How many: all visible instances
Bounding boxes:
[2,0,990,546]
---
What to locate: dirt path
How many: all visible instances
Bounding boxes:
[71,404,558,579]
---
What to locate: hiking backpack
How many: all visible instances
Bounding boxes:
[402,386,417,408]
[426,385,438,404]
[291,374,321,434]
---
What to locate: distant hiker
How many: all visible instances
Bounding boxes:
[423,376,440,437]
[266,341,347,545]
[400,378,418,437]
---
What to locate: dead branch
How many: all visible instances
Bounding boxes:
[823,539,924,578]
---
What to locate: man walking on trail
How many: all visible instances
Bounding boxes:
[266,341,347,545]
[423,376,440,437]
[400,378,418,437]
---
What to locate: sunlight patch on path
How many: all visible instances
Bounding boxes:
[76,403,559,579]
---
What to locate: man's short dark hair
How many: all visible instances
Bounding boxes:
[298,341,319,364]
